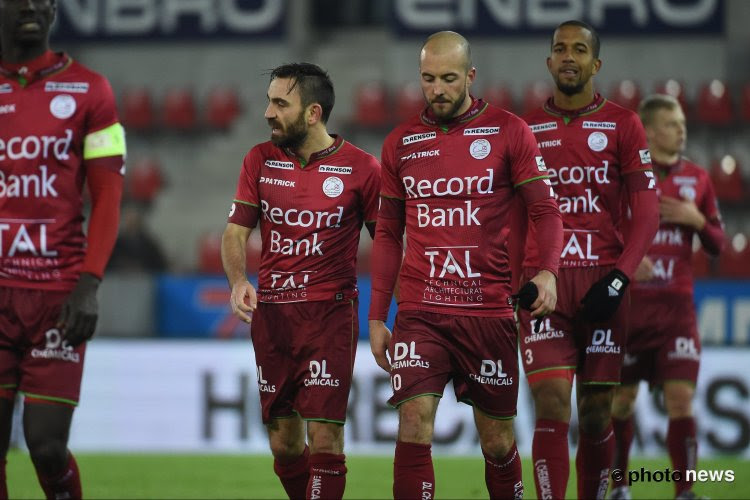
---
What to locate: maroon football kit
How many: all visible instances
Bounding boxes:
[228,136,380,422]
[369,98,562,417]
[519,95,657,384]
[0,51,125,405]
[622,158,724,387]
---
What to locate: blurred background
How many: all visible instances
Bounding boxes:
[36,0,750,458]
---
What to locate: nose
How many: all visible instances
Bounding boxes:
[264,102,275,120]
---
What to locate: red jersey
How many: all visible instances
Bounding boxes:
[0,52,125,291]
[379,99,554,318]
[523,95,654,270]
[633,159,722,296]
[228,136,380,303]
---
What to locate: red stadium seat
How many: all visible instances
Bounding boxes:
[695,79,733,125]
[609,79,641,111]
[120,87,154,131]
[741,83,750,122]
[205,86,241,130]
[717,233,750,278]
[126,158,165,204]
[709,155,746,204]
[163,88,197,130]
[521,80,552,116]
[654,79,688,113]
[482,84,515,113]
[352,82,389,128]
[393,82,425,123]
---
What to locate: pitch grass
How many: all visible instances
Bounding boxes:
[5,451,748,499]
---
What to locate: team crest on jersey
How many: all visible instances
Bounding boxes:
[587,131,607,152]
[322,176,344,198]
[402,132,436,145]
[264,160,294,170]
[45,82,90,93]
[469,139,491,159]
[639,149,651,164]
[0,84,12,94]
[679,185,696,201]
[463,127,500,136]
[529,122,557,133]
[319,165,352,175]
[49,94,76,119]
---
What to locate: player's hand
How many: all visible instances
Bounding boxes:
[634,256,654,282]
[659,196,706,230]
[580,268,630,322]
[230,280,257,323]
[369,320,392,373]
[58,272,100,347]
[529,270,557,318]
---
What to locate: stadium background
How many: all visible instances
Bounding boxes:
[9,0,750,497]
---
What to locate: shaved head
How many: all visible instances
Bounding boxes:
[421,31,472,72]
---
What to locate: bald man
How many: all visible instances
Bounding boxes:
[369,31,563,499]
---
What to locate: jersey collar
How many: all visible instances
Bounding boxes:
[421,97,488,130]
[283,135,345,167]
[0,51,69,86]
[652,157,683,179]
[543,93,606,120]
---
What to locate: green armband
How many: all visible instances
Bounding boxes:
[83,122,126,160]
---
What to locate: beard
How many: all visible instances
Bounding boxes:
[429,88,467,123]
[270,111,308,149]
[554,77,586,96]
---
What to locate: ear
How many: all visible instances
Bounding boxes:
[546,56,552,72]
[307,103,323,125]
[466,67,476,88]
[592,58,602,77]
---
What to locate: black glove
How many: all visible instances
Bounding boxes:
[580,269,630,322]
[513,281,545,334]
[58,272,101,347]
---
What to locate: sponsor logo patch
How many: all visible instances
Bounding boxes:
[463,126,499,136]
[469,139,491,160]
[538,139,561,149]
[529,122,557,133]
[0,84,13,94]
[535,155,547,172]
[639,148,652,164]
[582,121,616,130]
[322,176,344,198]
[49,94,76,119]
[264,160,294,170]
[318,165,352,175]
[260,176,295,188]
[402,132,436,145]
[45,81,90,93]
[0,104,15,115]
[587,131,608,152]
[401,149,440,161]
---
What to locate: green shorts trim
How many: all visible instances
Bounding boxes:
[22,391,78,407]
[389,392,442,409]
[459,398,516,420]
[525,365,576,376]
[302,417,345,425]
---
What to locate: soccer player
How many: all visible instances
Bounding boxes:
[369,31,563,499]
[222,63,380,500]
[518,20,660,499]
[609,95,725,500]
[0,0,126,498]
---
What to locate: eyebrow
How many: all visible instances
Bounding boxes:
[267,95,291,105]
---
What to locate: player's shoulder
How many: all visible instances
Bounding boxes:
[245,141,280,164]
[521,105,553,125]
[339,140,380,171]
[384,116,430,149]
[61,58,112,89]
[679,157,710,178]
[599,99,641,126]
[482,102,524,127]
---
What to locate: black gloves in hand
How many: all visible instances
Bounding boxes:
[580,268,630,322]
[58,272,101,347]
[513,281,538,311]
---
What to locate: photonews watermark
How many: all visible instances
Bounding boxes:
[611,467,735,485]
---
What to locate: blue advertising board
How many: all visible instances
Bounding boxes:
[158,276,748,344]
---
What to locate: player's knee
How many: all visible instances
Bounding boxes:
[308,423,344,455]
[268,432,304,459]
[664,383,694,418]
[611,386,638,419]
[479,424,514,459]
[578,392,614,435]
[532,382,571,421]
[397,402,434,444]
[27,439,67,471]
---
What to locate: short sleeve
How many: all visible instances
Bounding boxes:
[83,75,126,167]
[508,118,554,202]
[360,155,382,223]
[618,111,654,191]
[380,133,406,200]
[228,148,261,228]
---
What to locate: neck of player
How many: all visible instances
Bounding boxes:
[0,37,50,65]
[650,148,680,166]
[552,80,596,111]
[294,125,335,164]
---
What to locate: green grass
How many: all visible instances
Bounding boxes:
[5,451,748,499]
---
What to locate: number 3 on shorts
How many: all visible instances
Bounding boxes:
[525,349,533,365]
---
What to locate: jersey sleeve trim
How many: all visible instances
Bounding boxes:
[514,175,549,188]
[83,122,126,160]
[380,193,405,201]
[233,199,259,207]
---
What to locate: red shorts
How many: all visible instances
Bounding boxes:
[0,287,86,405]
[620,291,700,387]
[519,266,628,385]
[388,310,519,419]
[251,299,357,424]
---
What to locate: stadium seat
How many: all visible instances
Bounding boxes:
[163,87,197,130]
[126,158,165,204]
[352,82,390,128]
[393,82,425,123]
[521,80,552,116]
[695,79,733,125]
[717,233,750,278]
[609,79,641,111]
[709,155,746,204]
[482,84,515,113]
[654,79,688,113]
[120,87,155,131]
[205,86,241,130]
[741,83,750,122]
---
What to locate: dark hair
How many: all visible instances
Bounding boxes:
[552,20,600,59]
[269,63,335,123]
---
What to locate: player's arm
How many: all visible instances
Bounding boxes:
[222,221,256,323]
[362,155,382,241]
[368,138,404,373]
[60,84,127,347]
